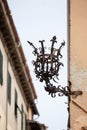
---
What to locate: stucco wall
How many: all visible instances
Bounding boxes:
[0,38,27,130]
[70,0,87,129]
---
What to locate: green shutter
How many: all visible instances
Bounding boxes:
[24,113,27,130]
[15,89,18,118]
[0,50,3,85]
[7,71,11,105]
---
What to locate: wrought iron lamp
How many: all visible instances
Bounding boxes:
[27,36,82,97]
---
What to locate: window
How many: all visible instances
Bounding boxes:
[15,89,18,118]
[0,50,3,85]
[7,71,11,105]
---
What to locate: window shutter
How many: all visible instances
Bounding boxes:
[7,71,11,105]
[15,89,18,118]
[0,50,3,85]
[24,113,27,130]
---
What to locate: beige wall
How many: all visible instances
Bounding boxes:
[0,38,28,130]
[70,0,87,129]
[0,38,7,130]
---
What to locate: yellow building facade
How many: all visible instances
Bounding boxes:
[0,1,47,130]
[69,0,87,129]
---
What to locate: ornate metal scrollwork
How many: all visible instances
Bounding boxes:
[27,36,82,97]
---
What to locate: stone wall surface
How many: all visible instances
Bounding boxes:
[70,0,87,129]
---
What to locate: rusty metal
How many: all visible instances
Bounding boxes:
[27,36,82,97]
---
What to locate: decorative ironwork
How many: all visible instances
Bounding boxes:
[27,36,82,97]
